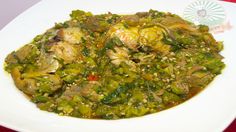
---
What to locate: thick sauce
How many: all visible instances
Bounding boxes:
[4,10,225,119]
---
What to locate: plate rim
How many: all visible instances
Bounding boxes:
[0,0,236,131]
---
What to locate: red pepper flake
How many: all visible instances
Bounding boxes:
[87,74,99,81]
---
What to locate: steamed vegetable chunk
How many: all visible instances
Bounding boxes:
[4,9,225,119]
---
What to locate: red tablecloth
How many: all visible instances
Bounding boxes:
[223,0,236,2]
[0,0,235,131]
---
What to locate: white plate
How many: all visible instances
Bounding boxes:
[0,0,236,132]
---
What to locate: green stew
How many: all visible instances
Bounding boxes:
[4,9,225,119]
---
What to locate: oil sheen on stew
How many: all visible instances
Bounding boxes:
[4,10,225,119]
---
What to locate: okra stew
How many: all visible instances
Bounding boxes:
[4,10,225,119]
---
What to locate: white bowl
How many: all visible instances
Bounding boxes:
[0,0,236,131]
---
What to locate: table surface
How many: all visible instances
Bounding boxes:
[0,0,235,131]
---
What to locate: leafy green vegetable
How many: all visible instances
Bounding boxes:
[70,10,92,21]
[4,9,225,119]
